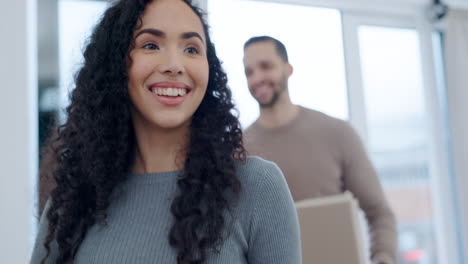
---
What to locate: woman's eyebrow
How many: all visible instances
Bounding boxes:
[135,28,165,39]
[135,28,204,44]
[181,32,205,44]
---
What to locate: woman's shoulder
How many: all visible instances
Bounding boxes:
[234,156,290,201]
[231,157,301,263]
[235,156,284,184]
[231,155,293,216]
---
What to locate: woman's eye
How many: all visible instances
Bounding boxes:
[142,43,159,50]
[185,47,199,55]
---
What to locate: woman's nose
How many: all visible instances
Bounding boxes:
[157,52,184,76]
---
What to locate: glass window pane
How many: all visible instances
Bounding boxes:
[358,26,437,264]
[208,0,348,128]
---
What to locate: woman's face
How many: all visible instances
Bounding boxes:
[128,0,209,131]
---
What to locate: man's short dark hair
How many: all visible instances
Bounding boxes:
[244,36,289,62]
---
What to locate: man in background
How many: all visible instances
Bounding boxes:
[242,35,397,264]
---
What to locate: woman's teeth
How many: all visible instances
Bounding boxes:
[152,88,187,97]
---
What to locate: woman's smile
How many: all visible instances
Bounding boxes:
[147,81,192,106]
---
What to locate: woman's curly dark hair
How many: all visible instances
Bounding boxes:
[39,0,246,263]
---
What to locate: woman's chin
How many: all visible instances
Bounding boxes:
[150,116,191,131]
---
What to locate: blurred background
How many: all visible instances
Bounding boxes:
[1,0,468,263]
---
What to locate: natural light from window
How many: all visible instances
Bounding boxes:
[59,0,108,116]
[208,0,348,128]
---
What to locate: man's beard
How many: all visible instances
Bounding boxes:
[258,79,288,108]
[259,90,281,108]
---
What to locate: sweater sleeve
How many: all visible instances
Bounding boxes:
[338,122,397,264]
[30,200,58,264]
[247,161,302,264]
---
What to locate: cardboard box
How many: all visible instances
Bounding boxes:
[296,192,367,264]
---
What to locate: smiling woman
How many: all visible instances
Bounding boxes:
[128,1,209,133]
[30,0,301,264]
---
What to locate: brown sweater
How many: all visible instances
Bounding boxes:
[244,106,397,264]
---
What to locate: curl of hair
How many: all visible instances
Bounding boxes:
[39,0,246,264]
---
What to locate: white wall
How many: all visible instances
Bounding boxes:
[0,0,38,263]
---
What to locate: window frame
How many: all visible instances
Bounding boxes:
[342,11,461,264]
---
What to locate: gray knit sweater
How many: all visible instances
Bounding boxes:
[30,156,301,264]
